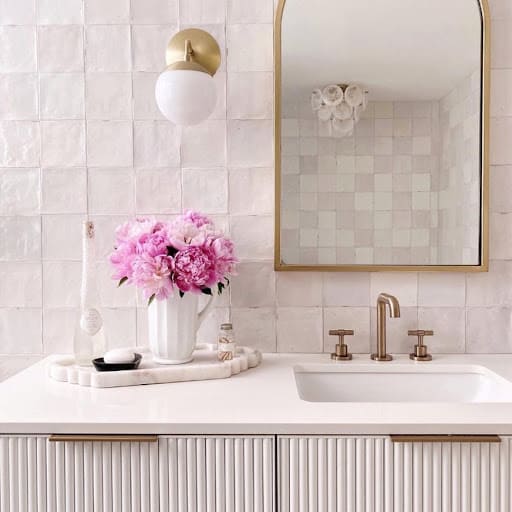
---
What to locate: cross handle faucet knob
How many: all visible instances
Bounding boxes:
[408,329,434,361]
[329,329,354,361]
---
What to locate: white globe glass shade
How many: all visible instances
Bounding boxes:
[155,69,216,126]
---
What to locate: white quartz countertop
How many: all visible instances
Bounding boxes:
[2,353,512,435]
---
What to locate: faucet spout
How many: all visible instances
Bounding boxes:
[379,292,401,318]
[371,293,401,361]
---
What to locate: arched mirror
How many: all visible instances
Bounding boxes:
[275,0,489,271]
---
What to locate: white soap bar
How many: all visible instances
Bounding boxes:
[104,349,135,364]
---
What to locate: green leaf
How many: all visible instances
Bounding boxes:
[167,246,178,257]
[147,294,156,306]
[179,290,185,298]
[201,287,212,296]
[225,278,230,286]
[118,276,128,287]
[217,282,225,295]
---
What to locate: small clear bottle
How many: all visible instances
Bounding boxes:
[218,323,236,361]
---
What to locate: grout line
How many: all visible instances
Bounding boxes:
[127,0,139,345]
[223,12,232,323]
[34,0,44,355]
[177,0,184,214]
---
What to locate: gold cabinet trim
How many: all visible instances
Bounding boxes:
[390,434,501,443]
[48,434,158,443]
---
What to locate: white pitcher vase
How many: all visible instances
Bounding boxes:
[148,293,215,364]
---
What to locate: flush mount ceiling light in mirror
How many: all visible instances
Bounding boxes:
[155,28,221,126]
[311,83,368,136]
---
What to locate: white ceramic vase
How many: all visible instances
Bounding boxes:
[148,293,215,364]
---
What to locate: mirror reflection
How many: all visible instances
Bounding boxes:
[278,0,485,268]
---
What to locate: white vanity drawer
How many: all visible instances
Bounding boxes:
[278,435,512,512]
[0,435,275,512]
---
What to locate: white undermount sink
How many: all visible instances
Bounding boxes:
[294,363,512,403]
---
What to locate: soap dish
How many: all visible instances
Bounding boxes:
[92,353,142,372]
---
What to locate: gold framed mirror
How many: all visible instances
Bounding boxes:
[275,0,490,272]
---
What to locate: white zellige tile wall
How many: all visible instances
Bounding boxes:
[0,0,511,365]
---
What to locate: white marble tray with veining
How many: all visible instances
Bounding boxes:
[48,344,262,388]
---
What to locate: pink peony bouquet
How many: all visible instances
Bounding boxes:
[109,211,238,304]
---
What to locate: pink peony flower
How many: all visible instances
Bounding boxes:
[173,246,217,293]
[181,210,213,229]
[109,240,137,280]
[114,217,156,244]
[167,218,208,250]
[131,253,174,300]
[206,235,238,280]
[136,230,170,258]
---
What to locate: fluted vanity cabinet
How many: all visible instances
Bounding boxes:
[0,435,275,512]
[4,433,512,511]
[278,436,512,512]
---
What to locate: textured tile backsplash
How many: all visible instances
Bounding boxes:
[0,0,511,361]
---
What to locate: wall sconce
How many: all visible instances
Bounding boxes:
[155,28,221,126]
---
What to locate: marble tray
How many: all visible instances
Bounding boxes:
[48,344,262,388]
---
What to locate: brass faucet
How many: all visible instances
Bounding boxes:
[371,293,400,361]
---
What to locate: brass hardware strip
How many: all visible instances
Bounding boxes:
[390,435,501,443]
[49,435,158,443]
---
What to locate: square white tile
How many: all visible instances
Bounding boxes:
[181,120,226,167]
[88,168,135,214]
[276,272,322,307]
[0,121,40,167]
[229,167,273,215]
[231,262,275,308]
[131,0,177,24]
[41,168,86,214]
[41,121,85,167]
[85,25,131,72]
[40,73,84,120]
[277,307,323,353]
[85,0,130,24]
[38,0,83,24]
[0,217,41,262]
[0,262,42,307]
[38,26,83,72]
[0,168,40,215]
[182,168,228,214]
[0,27,36,73]
[227,24,273,72]
[0,0,36,24]
[231,307,277,352]
[87,120,133,167]
[0,74,38,120]
[85,73,132,120]
[135,168,181,214]
[133,121,180,167]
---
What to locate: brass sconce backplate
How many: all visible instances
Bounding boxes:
[165,28,221,76]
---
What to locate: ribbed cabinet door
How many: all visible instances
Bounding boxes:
[22,435,275,512]
[278,436,512,512]
[158,436,275,512]
[0,436,47,512]
[279,436,388,512]
[45,439,159,512]
[391,438,512,512]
